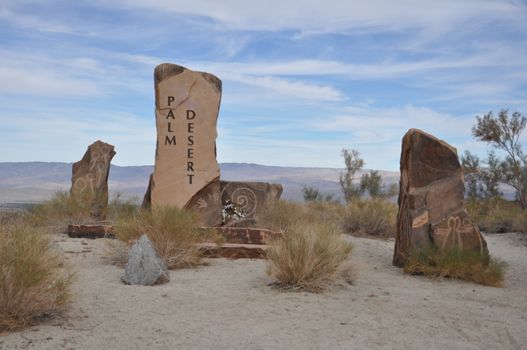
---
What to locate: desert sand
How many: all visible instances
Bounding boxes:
[1,232,526,350]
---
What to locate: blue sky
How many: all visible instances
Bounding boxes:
[0,0,526,170]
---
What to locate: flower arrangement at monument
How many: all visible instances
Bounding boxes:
[221,199,247,225]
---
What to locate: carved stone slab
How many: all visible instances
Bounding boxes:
[67,224,115,239]
[198,243,267,259]
[201,226,282,245]
[147,63,222,226]
[220,181,283,222]
[393,129,488,267]
[71,140,115,220]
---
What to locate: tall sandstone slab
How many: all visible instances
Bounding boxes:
[393,129,488,267]
[148,63,222,226]
[71,140,116,220]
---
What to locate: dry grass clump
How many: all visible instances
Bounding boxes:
[26,191,92,229]
[258,200,310,232]
[258,200,344,232]
[266,222,354,292]
[404,247,506,287]
[342,198,397,237]
[114,206,213,269]
[26,191,138,232]
[106,193,139,221]
[466,198,524,233]
[0,220,73,332]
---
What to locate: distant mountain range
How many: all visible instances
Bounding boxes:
[0,162,400,205]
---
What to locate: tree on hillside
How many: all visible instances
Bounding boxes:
[302,185,336,203]
[461,150,502,200]
[471,109,526,208]
[339,149,364,203]
[339,149,396,202]
[360,170,398,198]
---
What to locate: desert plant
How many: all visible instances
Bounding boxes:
[342,198,397,237]
[0,220,73,332]
[265,222,354,292]
[114,206,211,269]
[339,148,364,203]
[26,191,93,229]
[302,185,336,203]
[466,198,522,233]
[472,109,527,208]
[259,200,344,232]
[258,200,310,232]
[107,193,139,221]
[404,247,505,287]
[512,209,527,234]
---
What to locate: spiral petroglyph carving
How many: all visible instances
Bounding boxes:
[231,187,257,217]
[221,184,257,217]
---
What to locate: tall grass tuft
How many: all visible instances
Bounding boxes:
[266,222,354,292]
[404,247,505,287]
[114,206,211,269]
[0,221,73,332]
[342,198,397,237]
[26,191,93,229]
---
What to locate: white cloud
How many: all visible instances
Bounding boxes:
[106,0,525,34]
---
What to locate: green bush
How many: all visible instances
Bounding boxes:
[0,220,73,332]
[404,247,505,287]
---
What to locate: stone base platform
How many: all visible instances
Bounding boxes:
[67,224,115,239]
[201,226,282,245]
[199,243,267,259]
[198,226,282,259]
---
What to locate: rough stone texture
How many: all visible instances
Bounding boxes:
[220,181,283,222]
[146,63,222,226]
[71,140,116,220]
[121,235,169,285]
[393,129,488,267]
[201,227,282,245]
[198,243,267,259]
[67,224,114,239]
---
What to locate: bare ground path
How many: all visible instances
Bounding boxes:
[1,233,526,350]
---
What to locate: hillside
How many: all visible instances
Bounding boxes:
[0,162,399,204]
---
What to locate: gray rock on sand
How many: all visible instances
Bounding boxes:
[121,235,169,285]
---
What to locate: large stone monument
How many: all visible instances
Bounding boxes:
[145,63,222,226]
[71,140,115,220]
[393,129,488,267]
[220,181,283,223]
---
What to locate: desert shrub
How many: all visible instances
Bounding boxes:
[0,220,73,332]
[26,191,92,229]
[342,198,397,237]
[265,222,354,292]
[106,193,139,221]
[114,206,213,269]
[404,247,505,287]
[258,200,310,232]
[0,210,24,226]
[466,198,522,233]
[512,210,527,234]
[259,200,344,232]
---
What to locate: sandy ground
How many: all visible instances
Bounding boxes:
[1,233,527,350]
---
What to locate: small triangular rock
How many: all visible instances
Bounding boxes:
[121,235,169,285]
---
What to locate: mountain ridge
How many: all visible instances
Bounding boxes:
[0,162,400,204]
